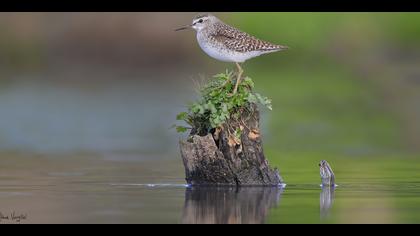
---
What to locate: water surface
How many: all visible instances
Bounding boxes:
[0,153,419,224]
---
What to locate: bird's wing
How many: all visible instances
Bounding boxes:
[211,22,287,53]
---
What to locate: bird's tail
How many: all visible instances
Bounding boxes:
[277,44,289,50]
[264,44,289,52]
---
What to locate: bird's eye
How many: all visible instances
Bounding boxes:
[198,19,203,23]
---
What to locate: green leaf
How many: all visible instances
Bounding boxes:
[243,77,254,88]
[208,103,217,113]
[176,112,188,121]
[176,126,188,133]
[222,103,228,113]
[247,93,257,103]
[191,103,200,113]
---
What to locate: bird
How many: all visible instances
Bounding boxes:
[175,13,288,95]
[319,160,335,187]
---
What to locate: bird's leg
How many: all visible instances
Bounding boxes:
[232,62,243,95]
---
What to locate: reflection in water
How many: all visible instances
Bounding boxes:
[182,187,283,224]
[320,186,335,219]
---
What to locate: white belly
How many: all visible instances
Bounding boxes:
[197,34,262,63]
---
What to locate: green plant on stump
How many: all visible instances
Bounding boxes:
[175,70,272,139]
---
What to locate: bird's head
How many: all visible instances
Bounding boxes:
[175,13,219,32]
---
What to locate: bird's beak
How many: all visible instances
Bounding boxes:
[175,24,192,31]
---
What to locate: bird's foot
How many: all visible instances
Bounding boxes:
[227,88,238,97]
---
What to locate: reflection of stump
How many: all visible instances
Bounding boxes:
[180,107,282,186]
[182,187,282,224]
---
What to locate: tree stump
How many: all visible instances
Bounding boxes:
[180,106,283,186]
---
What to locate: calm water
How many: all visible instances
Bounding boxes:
[0,153,419,224]
[0,72,418,224]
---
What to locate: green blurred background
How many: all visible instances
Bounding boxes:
[1,12,420,223]
[1,12,420,172]
[2,12,419,152]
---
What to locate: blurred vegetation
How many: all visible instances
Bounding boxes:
[0,20,45,74]
[0,13,419,157]
[221,13,420,157]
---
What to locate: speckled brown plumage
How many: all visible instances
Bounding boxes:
[210,21,288,53]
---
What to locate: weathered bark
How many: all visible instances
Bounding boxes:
[180,106,283,186]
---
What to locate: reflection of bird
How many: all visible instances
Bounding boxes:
[320,185,335,219]
[176,13,288,95]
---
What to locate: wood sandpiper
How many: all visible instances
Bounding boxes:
[176,13,288,94]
